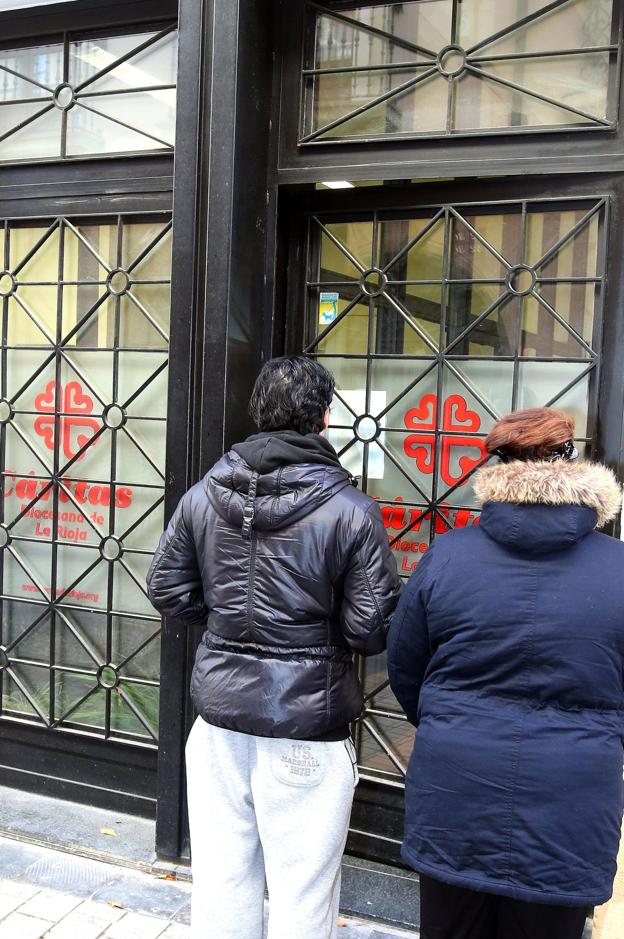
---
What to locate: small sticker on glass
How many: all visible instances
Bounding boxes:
[319,291,339,324]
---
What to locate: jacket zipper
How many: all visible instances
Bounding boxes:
[246,530,258,635]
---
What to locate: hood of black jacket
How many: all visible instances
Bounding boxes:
[205,431,353,532]
[473,459,622,554]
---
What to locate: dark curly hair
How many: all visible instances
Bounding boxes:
[249,356,335,436]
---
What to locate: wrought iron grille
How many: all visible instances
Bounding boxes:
[306,196,606,784]
[0,213,172,747]
[301,0,620,143]
[0,25,177,162]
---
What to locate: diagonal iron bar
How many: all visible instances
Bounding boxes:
[304,290,365,354]
[74,100,174,150]
[382,209,445,275]
[443,291,511,354]
[362,716,407,776]
[74,24,177,93]
[116,627,161,672]
[467,0,571,55]
[126,220,173,274]
[544,363,597,410]
[530,288,596,357]
[63,219,112,274]
[125,290,169,342]
[313,217,367,273]
[11,292,56,345]
[532,201,604,271]
[117,685,158,740]
[465,64,610,127]
[12,218,60,277]
[54,683,100,726]
[381,291,439,354]
[449,206,514,270]
[119,493,164,543]
[301,66,439,142]
[5,665,50,724]
[309,2,438,59]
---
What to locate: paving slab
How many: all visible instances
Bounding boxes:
[0,836,417,938]
[0,911,55,939]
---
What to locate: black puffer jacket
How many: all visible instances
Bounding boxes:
[147,431,402,740]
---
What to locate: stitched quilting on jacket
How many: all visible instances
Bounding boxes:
[147,431,402,741]
[388,460,624,907]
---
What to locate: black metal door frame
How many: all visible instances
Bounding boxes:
[0,0,180,816]
[0,178,175,816]
[280,171,624,864]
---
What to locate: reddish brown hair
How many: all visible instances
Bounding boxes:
[485,407,575,462]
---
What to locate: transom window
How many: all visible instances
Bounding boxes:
[301,0,620,143]
[0,25,177,162]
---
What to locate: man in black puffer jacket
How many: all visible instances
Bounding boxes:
[147,356,401,939]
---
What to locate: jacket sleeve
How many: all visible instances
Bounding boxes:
[146,492,208,627]
[387,545,438,725]
[339,501,402,656]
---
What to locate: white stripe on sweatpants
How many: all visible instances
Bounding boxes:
[185,715,358,939]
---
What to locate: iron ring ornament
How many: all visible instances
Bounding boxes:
[100,536,123,562]
[436,45,467,79]
[97,664,120,690]
[0,399,14,424]
[506,265,538,297]
[106,269,131,296]
[359,268,388,298]
[354,414,380,442]
[0,271,16,297]
[102,404,127,430]
[53,83,76,111]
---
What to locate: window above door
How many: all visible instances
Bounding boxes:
[0,24,178,163]
[300,0,621,144]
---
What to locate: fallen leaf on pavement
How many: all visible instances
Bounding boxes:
[100,828,117,837]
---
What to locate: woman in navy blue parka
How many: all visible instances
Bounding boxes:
[388,407,624,939]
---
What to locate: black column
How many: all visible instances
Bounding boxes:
[156,0,278,860]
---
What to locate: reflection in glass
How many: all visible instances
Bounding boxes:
[304,0,616,141]
[374,291,440,355]
[0,29,178,162]
[517,362,591,435]
[0,43,63,98]
[381,216,445,282]
[320,222,372,279]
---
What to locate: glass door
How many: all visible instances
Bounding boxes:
[0,213,172,753]
[298,189,607,860]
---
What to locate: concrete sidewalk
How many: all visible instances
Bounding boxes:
[0,835,419,938]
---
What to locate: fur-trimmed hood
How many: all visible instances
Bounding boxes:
[474,460,622,529]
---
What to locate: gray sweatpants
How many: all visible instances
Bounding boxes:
[185,716,358,939]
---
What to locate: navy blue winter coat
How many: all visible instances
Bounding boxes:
[388,459,624,907]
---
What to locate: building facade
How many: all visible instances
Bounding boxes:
[0,0,623,922]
